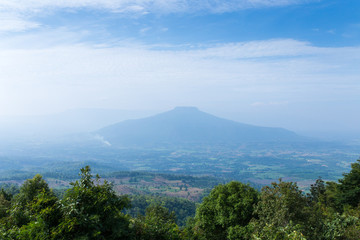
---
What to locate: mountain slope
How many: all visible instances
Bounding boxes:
[95,107,303,147]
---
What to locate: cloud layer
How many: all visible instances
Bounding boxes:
[0,36,358,132]
[0,0,313,13]
[0,0,316,32]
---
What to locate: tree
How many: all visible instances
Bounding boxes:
[125,194,196,226]
[16,190,62,240]
[253,180,309,238]
[338,159,360,208]
[0,189,11,219]
[0,174,63,239]
[9,174,52,227]
[306,178,329,239]
[194,181,258,240]
[55,166,131,239]
[308,178,326,204]
[252,222,307,240]
[131,203,181,240]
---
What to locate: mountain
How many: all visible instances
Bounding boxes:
[95,107,304,147]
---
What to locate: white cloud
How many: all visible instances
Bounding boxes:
[0,0,316,32]
[0,13,40,32]
[0,0,312,12]
[184,39,317,59]
[0,37,358,125]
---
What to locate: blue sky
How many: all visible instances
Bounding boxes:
[0,0,359,135]
[13,0,359,47]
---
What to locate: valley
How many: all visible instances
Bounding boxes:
[0,107,358,196]
[0,140,358,193]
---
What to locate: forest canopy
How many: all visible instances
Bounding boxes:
[1,160,360,239]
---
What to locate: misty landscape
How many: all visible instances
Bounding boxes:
[0,107,358,189]
[0,0,360,239]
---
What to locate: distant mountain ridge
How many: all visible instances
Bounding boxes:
[95,107,304,147]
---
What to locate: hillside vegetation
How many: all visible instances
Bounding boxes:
[1,160,360,239]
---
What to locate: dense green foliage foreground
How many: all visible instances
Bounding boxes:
[1,160,360,240]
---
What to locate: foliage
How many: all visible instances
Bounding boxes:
[322,211,360,240]
[131,203,181,240]
[308,177,326,204]
[55,166,131,239]
[0,166,133,239]
[9,174,52,227]
[252,222,307,240]
[0,189,11,219]
[126,194,196,226]
[1,158,360,240]
[253,179,310,239]
[0,184,20,198]
[337,159,360,208]
[255,180,308,228]
[193,181,258,240]
[17,190,62,240]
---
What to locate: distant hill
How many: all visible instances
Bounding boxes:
[95,107,305,147]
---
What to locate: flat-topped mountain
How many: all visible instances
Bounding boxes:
[95,107,303,147]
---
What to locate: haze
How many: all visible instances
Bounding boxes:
[0,0,359,139]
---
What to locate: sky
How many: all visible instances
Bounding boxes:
[0,0,359,135]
